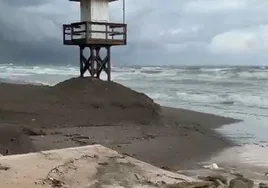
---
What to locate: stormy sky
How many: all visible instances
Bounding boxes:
[1,0,268,66]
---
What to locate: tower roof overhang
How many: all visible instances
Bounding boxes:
[69,0,118,2]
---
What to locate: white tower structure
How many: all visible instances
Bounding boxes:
[63,0,127,81]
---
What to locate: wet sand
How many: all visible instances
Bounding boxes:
[0,78,239,170]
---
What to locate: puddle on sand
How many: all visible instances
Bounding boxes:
[200,144,268,183]
[206,144,268,169]
[205,120,268,182]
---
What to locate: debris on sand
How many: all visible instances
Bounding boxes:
[259,183,268,188]
[229,176,254,188]
[203,163,220,170]
[199,174,228,185]
[0,164,10,171]
[22,128,46,136]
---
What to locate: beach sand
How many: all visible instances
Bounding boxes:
[0,77,239,171]
[0,145,200,188]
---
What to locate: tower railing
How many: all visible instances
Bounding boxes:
[63,21,127,46]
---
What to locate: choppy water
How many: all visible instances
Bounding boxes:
[1,63,268,172]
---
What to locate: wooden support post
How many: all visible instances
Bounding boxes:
[79,46,84,77]
[90,46,94,77]
[95,47,101,79]
[78,45,112,81]
[107,46,111,81]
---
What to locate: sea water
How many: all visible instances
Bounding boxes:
[1,64,268,174]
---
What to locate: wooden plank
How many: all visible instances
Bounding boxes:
[64,38,125,46]
[68,21,126,27]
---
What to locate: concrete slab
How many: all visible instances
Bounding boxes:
[0,145,197,188]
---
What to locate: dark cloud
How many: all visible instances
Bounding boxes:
[1,0,51,7]
[1,0,268,66]
[0,35,77,65]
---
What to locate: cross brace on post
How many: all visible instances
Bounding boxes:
[79,45,111,81]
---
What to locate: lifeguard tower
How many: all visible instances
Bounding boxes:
[63,0,127,81]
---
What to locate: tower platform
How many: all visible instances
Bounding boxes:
[63,21,127,46]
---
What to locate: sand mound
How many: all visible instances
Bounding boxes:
[51,77,162,126]
[0,77,162,128]
[0,78,162,155]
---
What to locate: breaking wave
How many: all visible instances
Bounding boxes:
[0,64,268,110]
[2,64,267,82]
[175,92,268,109]
[113,66,268,81]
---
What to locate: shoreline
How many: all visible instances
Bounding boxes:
[0,79,240,171]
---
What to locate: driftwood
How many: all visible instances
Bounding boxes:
[45,155,94,187]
